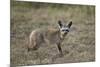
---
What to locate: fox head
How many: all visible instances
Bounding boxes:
[58,20,72,39]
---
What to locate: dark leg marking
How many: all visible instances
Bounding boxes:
[57,43,63,55]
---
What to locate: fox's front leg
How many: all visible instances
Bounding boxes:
[57,43,63,55]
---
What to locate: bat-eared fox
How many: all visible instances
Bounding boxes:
[28,20,72,55]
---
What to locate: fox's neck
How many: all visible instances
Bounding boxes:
[58,30,66,40]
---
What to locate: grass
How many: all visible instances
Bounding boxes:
[10,1,95,66]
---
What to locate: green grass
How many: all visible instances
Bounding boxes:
[10,1,95,66]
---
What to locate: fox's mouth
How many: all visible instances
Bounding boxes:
[64,32,68,36]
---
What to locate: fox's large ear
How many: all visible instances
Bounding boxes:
[68,21,72,28]
[58,20,63,28]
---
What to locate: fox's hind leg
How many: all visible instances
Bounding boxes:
[28,42,38,51]
[28,37,38,51]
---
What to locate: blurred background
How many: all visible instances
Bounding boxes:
[10,0,95,66]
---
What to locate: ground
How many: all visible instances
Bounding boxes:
[10,1,95,66]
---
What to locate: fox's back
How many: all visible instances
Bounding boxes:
[30,27,61,45]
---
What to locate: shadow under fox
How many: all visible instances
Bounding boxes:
[28,20,72,55]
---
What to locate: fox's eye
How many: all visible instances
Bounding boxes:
[66,29,69,32]
[62,29,65,31]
